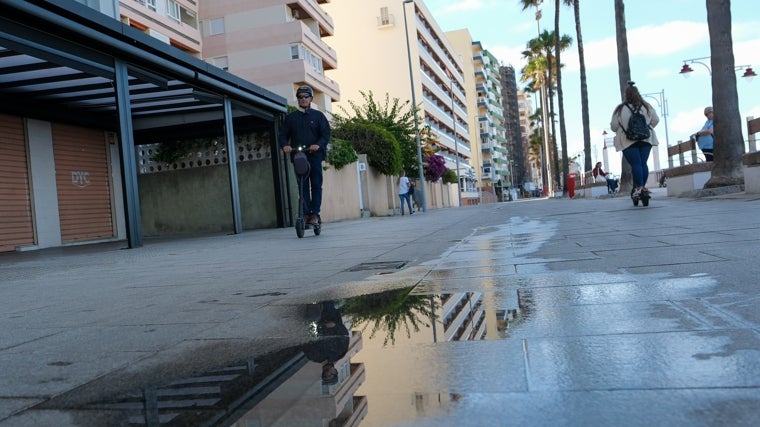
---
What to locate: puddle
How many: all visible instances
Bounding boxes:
[35,287,522,426]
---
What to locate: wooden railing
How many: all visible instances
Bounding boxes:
[667,139,700,168]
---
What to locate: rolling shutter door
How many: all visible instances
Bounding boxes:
[52,124,114,243]
[0,115,34,252]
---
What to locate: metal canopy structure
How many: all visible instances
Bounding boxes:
[0,0,288,249]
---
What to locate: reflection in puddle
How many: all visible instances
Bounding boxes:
[36,286,521,426]
[41,299,367,426]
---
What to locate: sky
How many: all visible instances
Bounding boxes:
[423,0,760,175]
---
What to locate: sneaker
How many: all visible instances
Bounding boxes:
[307,214,318,225]
[632,187,642,198]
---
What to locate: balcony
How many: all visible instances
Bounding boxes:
[288,21,337,70]
[289,0,334,37]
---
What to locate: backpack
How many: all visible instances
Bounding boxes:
[622,104,651,141]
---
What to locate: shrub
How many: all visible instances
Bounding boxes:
[332,121,402,175]
[442,169,458,184]
[326,138,358,170]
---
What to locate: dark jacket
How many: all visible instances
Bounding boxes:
[278,108,331,161]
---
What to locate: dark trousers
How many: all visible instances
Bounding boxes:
[301,156,323,216]
[702,148,714,162]
[622,141,652,187]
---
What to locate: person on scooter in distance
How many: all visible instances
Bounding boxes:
[610,81,659,202]
[279,85,331,225]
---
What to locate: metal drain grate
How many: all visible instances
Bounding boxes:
[345,261,407,272]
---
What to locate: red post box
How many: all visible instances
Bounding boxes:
[567,172,577,198]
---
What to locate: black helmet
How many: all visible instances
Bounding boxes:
[296,85,313,97]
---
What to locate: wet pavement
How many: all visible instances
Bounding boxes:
[2,188,760,426]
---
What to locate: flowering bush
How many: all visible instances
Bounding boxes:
[424,154,447,182]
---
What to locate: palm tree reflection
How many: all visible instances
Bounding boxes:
[341,286,438,346]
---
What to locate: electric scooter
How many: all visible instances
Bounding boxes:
[631,187,651,207]
[292,146,321,238]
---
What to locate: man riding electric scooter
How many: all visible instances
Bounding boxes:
[279,85,331,228]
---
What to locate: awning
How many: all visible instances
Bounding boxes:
[0,0,289,248]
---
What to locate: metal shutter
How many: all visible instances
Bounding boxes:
[52,124,114,243]
[0,114,34,252]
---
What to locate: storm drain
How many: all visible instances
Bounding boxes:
[345,261,407,272]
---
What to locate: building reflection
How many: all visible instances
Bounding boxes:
[57,289,519,425]
[342,286,521,425]
[232,300,367,426]
[74,300,366,426]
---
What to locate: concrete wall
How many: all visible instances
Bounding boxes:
[742,151,760,194]
[138,157,458,237]
[321,161,362,222]
[138,159,277,236]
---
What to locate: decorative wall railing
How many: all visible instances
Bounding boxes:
[137,132,271,174]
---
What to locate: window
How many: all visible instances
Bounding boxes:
[212,56,229,71]
[180,6,198,29]
[289,44,323,75]
[209,18,225,35]
[146,0,156,11]
[378,7,391,26]
[166,0,180,21]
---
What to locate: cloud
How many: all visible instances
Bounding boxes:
[563,21,708,72]
[669,107,706,136]
[438,0,485,13]
[490,44,529,69]
[734,38,760,66]
[732,21,760,42]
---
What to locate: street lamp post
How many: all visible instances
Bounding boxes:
[402,0,426,212]
[447,69,462,207]
[642,89,670,172]
[679,56,757,80]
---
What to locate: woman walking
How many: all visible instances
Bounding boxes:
[610,81,659,205]
[397,170,413,215]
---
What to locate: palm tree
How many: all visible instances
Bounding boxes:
[554,0,571,196]
[521,55,551,194]
[527,107,546,187]
[563,0,592,175]
[527,31,572,195]
[614,0,633,192]
[520,0,551,195]
[704,0,744,187]
[519,0,544,35]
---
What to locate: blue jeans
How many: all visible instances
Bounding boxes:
[301,155,323,216]
[399,193,413,215]
[622,141,652,188]
[606,177,618,193]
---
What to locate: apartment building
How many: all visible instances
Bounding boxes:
[500,65,525,190]
[323,0,474,196]
[118,0,202,55]
[518,90,542,190]
[448,32,482,197]
[474,49,508,194]
[198,0,338,111]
